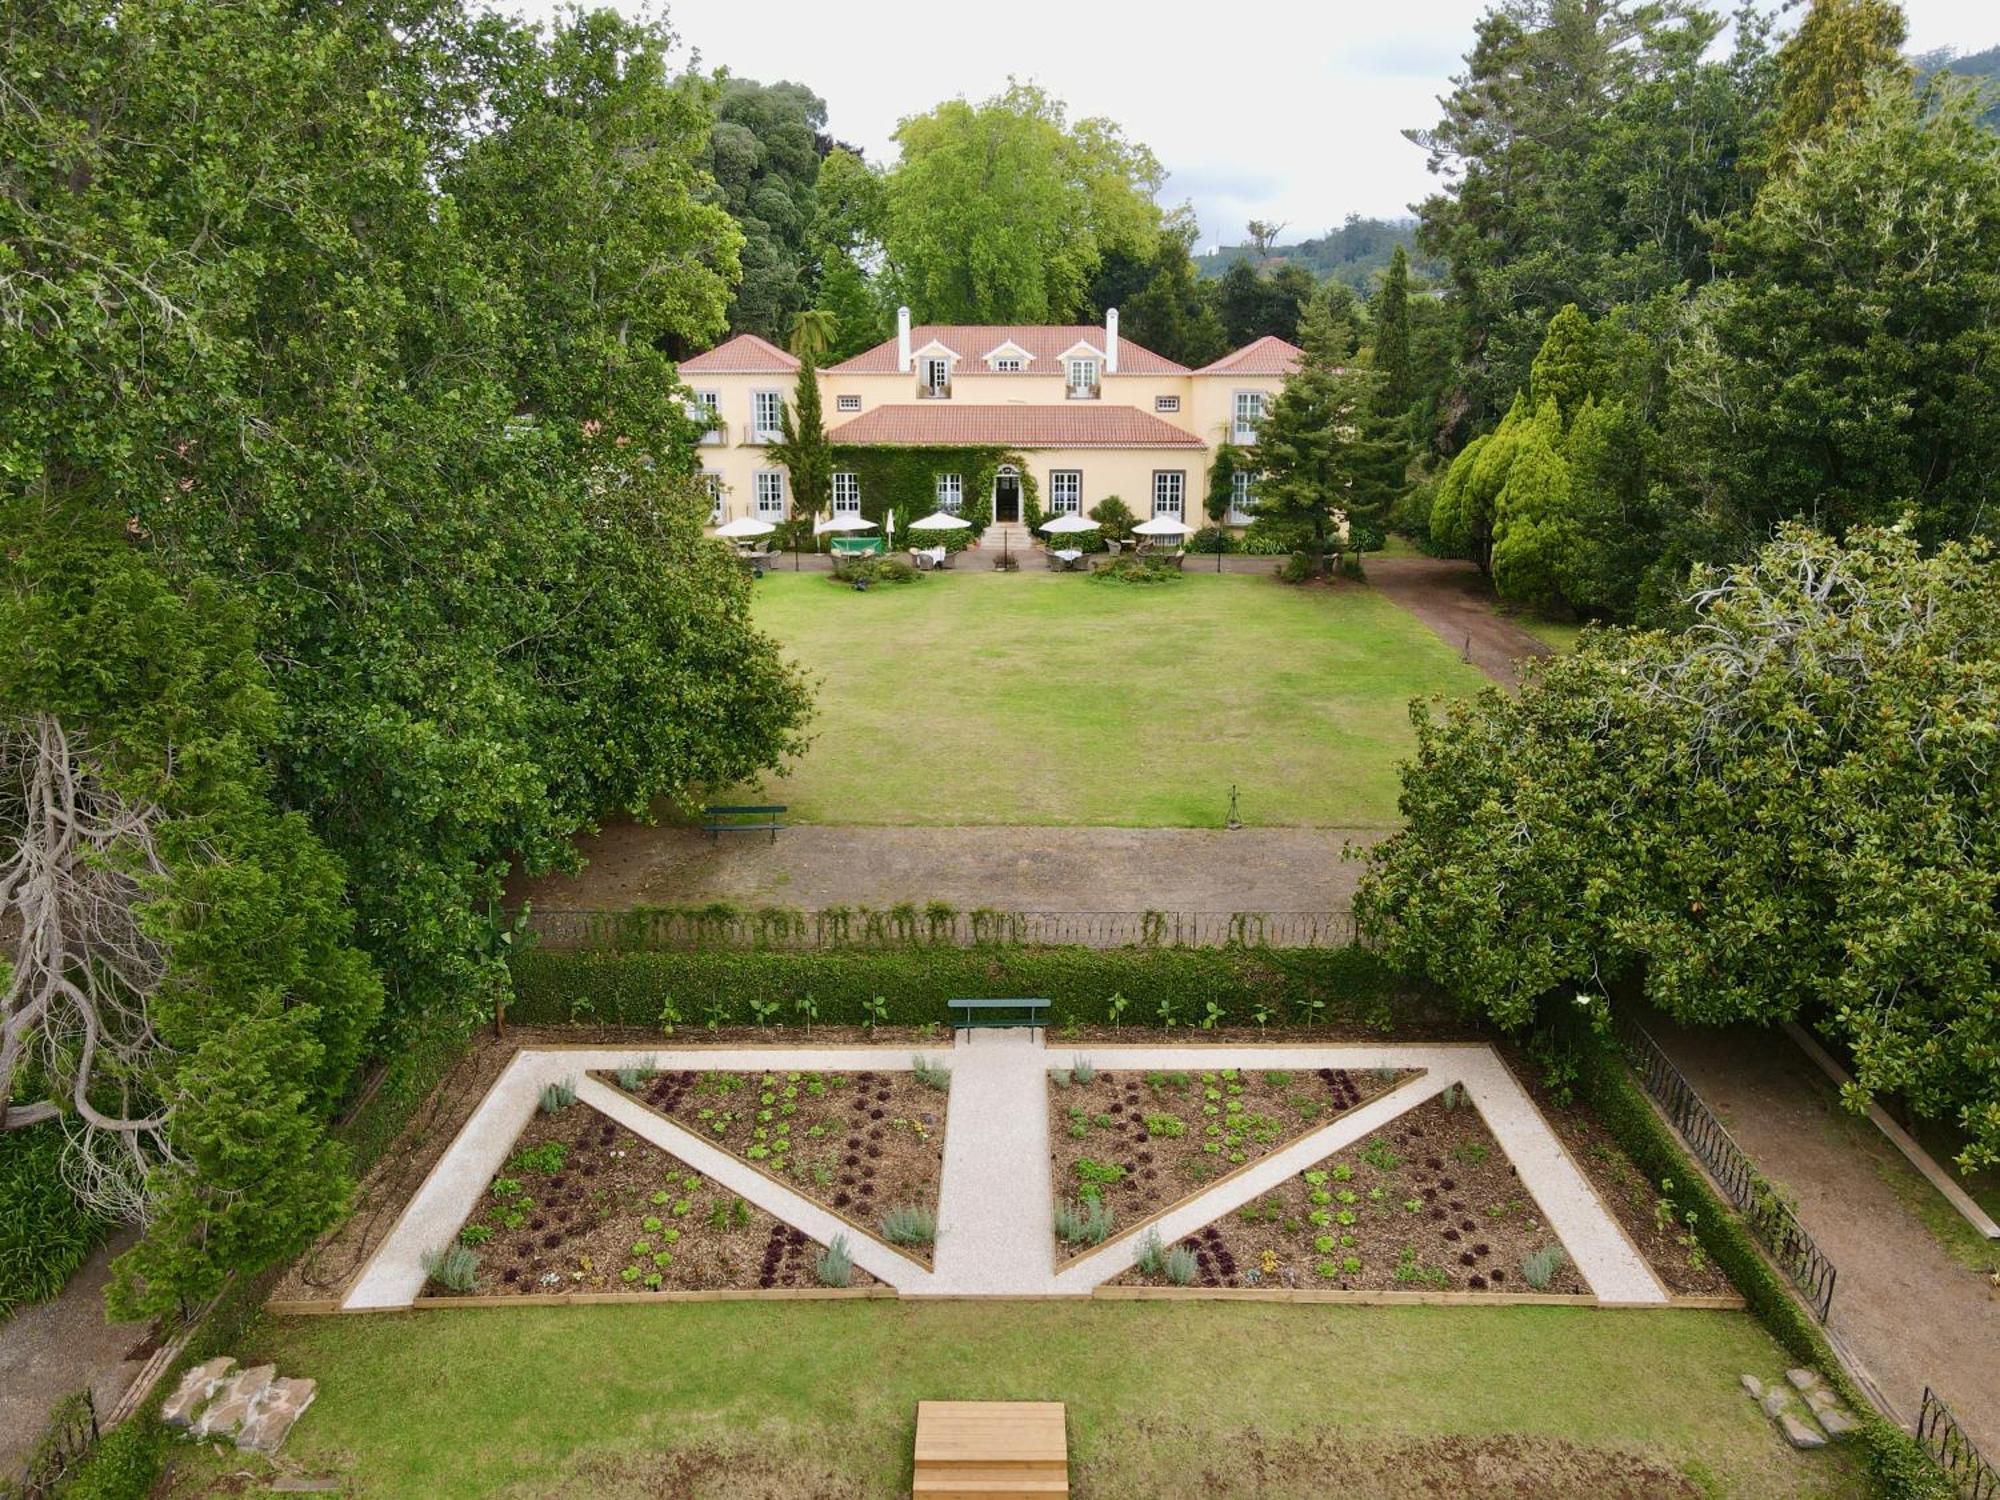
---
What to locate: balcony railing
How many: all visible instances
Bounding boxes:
[1066,382,1100,401]
[917,382,951,400]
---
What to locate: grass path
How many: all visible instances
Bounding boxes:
[740,572,1487,827]
[186,1302,1865,1497]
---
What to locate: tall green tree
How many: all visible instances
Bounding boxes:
[1253,302,1407,570]
[706,78,829,339]
[884,83,1164,322]
[772,365,832,525]
[1371,245,1415,414]
[806,147,894,360]
[1767,0,1910,161]
[1359,525,2000,1172]
[1662,74,2000,565]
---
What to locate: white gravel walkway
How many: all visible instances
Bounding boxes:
[343,1038,1666,1308]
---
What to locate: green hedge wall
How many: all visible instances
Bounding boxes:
[508,945,1417,1031]
[1575,1042,1955,1499]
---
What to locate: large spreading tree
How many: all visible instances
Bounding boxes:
[1358,527,2000,1171]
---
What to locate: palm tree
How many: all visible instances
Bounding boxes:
[789,308,838,363]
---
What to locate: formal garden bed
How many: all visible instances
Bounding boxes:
[1047,1060,1421,1255]
[1110,1091,1584,1294]
[597,1060,948,1265]
[423,1100,873,1296]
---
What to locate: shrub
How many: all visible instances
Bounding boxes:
[0,1123,114,1317]
[831,556,920,588]
[539,1076,577,1113]
[1133,1228,1166,1276]
[815,1234,854,1288]
[1088,495,1137,542]
[1054,1197,1115,1247]
[1189,525,1237,554]
[614,1056,658,1092]
[420,1241,480,1293]
[1091,554,1182,585]
[1277,551,1319,584]
[879,1205,938,1247]
[1163,1244,1199,1285]
[1070,1056,1096,1085]
[56,1417,168,1500]
[912,1055,950,1091]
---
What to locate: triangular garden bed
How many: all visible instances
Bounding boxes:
[1048,1061,1422,1257]
[598,1063,947,1267]
[428,1099,872,1295]
[1110,1088,1583,1293]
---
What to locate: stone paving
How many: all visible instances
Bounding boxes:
[344,1036,1667,1307]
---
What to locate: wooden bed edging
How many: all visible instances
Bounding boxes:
[268,1285,898,1315]
[1089,1285,1745,1309]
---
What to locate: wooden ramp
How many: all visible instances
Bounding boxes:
[913,1401,1068,1498]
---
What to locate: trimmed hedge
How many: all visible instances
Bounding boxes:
[507,945,1419,1032]
[0,1122,113,1320]
[1576,1042,1955,1499]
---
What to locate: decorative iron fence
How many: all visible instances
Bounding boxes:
[1620,1017,1838,1322]
[513,906,1359,952]
[1920,1388,1999,1500]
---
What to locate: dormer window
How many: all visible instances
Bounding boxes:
[1066,357,1100,400]
[919,355,952,399]
[993,357,1023,373]
[981,340,1032,372]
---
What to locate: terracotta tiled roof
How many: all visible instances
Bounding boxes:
[826,404,1206,449]
[826,326,1190,375]
[1193,336,1305,376]
[677,333,800,374]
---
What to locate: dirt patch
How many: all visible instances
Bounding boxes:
[1500,1043,1733,1297]
[1048,1063,1419,1251]
[538,1446,871,1500]
[430,1100,871,1295]
[1087,1422,1704,1499]
[603,1063,948,1264]
[1114,1092,1583,1294]
[1367,556,1553,689]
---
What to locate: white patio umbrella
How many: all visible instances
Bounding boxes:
[714,515,776,538]
[1038,513,1100,535]
[1132,516,1193,537]
[908,510,972,531]
[813,513,878,535]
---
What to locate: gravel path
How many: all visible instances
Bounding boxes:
[345,1040,1664,1305]
[1650,1019,2000,1453]
[1366,556,1553,689]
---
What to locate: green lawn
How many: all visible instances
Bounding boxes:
[1508,611,1587,653]
[185,1302,1865,1497]
[739,572,1488,827]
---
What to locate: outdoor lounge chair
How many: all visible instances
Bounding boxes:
[1104,537,1123,556]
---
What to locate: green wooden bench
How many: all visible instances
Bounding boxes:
[949,997,1050,1039]
[830,535,883,558]
[700,803,786,843]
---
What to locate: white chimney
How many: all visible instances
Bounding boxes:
[1105,307,1119,373]
[896,306,912,373]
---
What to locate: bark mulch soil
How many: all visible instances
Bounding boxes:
[1112,1091,1585,1294]
[1500,1044,1734,1297]
[1048,1062,1421,1253]
[599,1063,947,1265]
[430,1101,873,1296]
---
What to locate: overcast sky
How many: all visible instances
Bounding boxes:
[499,0,1996,250]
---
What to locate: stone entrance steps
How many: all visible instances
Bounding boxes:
[979,522,1035,556]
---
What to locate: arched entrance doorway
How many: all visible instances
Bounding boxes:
[992,465,1022,524]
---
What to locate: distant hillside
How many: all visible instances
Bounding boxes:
[1194,216,1435,293]
[1915,45,2000,129]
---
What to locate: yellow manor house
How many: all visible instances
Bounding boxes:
[681,307,1302,544]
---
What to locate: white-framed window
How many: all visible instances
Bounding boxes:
[1233,390,1266,443]
[992,356,1023,373]
[1066,358,1100,399]
[935,473,963,514]
[1154,394,1181,413]
[691,390,722,444]
[752,390,784,443]
[836,394,861,413]
[754,470,786,517]
[920,356,951,397]
[1230,470,1256,517]
[1048,470,1082,514]
[1152,470,1186,519]
[702,471,724,524]
[832,472,860,514]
